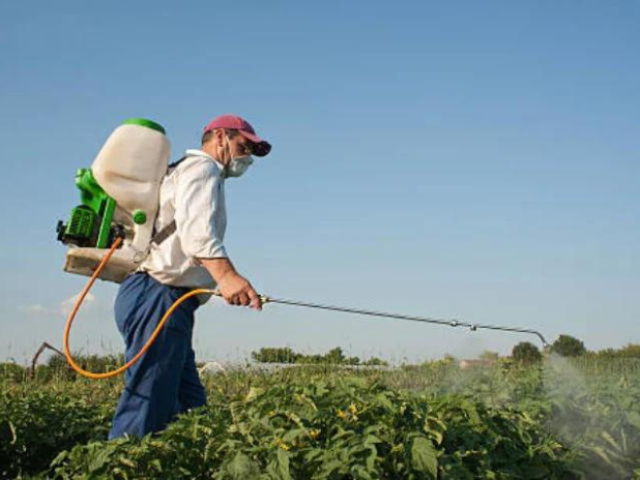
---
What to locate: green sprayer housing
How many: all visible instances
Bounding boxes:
[57,168,117,248]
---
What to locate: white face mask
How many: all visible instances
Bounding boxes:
[224,136,254,178]
[226,154,254,178]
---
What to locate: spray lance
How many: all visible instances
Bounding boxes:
[250,295,549,348]
[58,118,548,379]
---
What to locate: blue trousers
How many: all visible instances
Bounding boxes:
[109,272,206,439]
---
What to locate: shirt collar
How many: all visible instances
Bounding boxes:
[185,149,225,172]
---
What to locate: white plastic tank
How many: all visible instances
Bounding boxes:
[92,118,170,254]
[93,118,169,220]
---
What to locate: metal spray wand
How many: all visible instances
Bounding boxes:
[213,292,549,347]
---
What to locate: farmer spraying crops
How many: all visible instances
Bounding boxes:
[108,114,272,439]
[57,115,549,440]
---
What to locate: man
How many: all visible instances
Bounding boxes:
[108,114,271,439]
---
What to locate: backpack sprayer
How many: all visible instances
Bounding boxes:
[56,118,170,283]
[58,118,548,380]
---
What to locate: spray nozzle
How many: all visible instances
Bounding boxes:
[113,225,126,242]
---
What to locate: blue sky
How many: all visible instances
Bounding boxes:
[1,1,638,364]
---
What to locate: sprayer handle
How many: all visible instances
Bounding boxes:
[211,289,270,306]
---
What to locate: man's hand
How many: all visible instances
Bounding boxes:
[217,271,262,310]
[199,258,262,310]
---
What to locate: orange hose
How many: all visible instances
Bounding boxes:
[63,237,216,380]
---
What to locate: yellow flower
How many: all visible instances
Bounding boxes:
[275,439,291,451]
[336,410,347,419]
[348,403,358,415]
[391,444,405,453]
[309,428,321,439]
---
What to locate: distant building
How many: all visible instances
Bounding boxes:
[458,358,496,370]
[198,361,226,377]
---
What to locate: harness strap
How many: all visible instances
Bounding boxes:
[151,220,176,246]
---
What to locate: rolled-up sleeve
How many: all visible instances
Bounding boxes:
[174,159,228,259]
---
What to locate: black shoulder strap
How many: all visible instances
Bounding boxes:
[168,155,188,170]
[151,220,176,246]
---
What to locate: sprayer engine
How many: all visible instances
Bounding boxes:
[56,168,123,249]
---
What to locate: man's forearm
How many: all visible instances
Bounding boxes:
[198,257,261,310]
[198,257,237,284]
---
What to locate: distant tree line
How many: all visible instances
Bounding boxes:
[510,334,640,366]
[0,353,125,383]
[2,335,637,380]
[251,347,389,366]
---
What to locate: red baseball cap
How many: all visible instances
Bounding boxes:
[203,114,272,157]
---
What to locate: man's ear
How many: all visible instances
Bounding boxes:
[214,128,226,143]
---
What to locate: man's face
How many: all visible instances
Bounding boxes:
[203,129,256,166]
[227,132,254,161]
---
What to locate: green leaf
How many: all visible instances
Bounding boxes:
[601,431,621,452]
[588,446,612,465]
[424,416,447,445]
[321,459,346,476]
[627,411,640,431]
[276,448,292,479]
[365,444,378,471]
[225,452,260,478]
[283,427,307,442]
[244,387,265,402]
[150,458,163,472]
[87,449,111,472]
[351,464,375,480]
[363,434,382,445]
[375,393,395,411]
[411,436,438,479]
[119,456,136,468]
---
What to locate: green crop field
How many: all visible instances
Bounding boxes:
[1,354,640,479]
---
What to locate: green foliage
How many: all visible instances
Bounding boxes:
[479,350,500,362]
[2,355,640,479]
[50,379,571,479]
[512,342,542,365]
[551,335,587,357]
[295,347,361,366]
[588,343,640,360]
[361,357,389,367]
[251,346,387,366]
[30,353,126,383]
[0,362,26,382]
[615,344,640,358]
[544,356,640,479]
[251,347,300,364]
[0,382,116,478]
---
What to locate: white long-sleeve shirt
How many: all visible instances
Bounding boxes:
[139,149,228,288]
